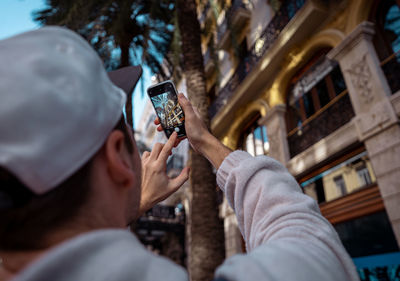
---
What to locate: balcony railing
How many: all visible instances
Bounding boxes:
[203,48,215,75]
[199,2,211,26]
[217,0,251,48]
[209,0,306,118]
[381,49,400,94]
[287,90,355,158]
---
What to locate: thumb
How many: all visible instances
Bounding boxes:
[178,94,195,117]
[169,166,190,190]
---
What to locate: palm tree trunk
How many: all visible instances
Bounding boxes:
[176,1,225,280]
[120,40,134,126]
[120,41,131,68]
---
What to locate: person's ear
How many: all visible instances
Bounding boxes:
[104,130,136,189]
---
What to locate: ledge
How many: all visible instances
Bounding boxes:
[286,120,359,177]
[320,184,384,225]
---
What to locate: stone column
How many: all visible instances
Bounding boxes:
[328,21,400,245]
[220,197,243,257]
[259,104,291,165]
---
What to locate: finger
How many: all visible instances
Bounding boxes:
[169,166,190,190]
[157,125,163,132]
[142,151,150,160]
[150,143,164,160]
[178,94,196,118]
[174,136,186,147]
[154,117,160,125]
[158,132,177,162]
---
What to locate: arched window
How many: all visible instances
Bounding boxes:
[239,114,269,156]
[285,49,353,158]
[370,0,400,94]
[371,0,400,60]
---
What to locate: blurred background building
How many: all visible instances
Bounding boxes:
[134,79,190,266]
[138,0,400,278]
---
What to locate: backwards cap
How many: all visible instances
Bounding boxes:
[0,26,142,195]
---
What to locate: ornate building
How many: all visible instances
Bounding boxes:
[197,0,400,278]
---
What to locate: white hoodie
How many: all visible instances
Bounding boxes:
[13,151,359,281]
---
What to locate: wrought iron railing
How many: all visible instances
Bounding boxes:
[287,90,355,158]
[203,48,212,67]
[209,0,306,118]
[199,2,211,26]
[380,49,400,95]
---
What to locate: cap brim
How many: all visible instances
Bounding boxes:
[107,66,142,95]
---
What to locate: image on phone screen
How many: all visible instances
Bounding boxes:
[150,91,185,137]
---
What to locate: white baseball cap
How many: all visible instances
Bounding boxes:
[0,26,142,195]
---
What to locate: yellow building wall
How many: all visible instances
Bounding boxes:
[323,159,377,202]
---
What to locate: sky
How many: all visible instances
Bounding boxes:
[0,0,149,129]
[0,0,45,39]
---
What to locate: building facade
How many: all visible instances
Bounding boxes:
[197,0,400,278]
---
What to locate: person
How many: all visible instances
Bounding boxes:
[0,27,359,281]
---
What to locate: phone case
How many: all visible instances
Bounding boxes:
[147,81,186,138]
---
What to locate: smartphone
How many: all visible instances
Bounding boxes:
[147,80,186,138]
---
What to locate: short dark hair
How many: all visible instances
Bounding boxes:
[0,116,133,250]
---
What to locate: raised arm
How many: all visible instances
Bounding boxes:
[213,151,359,281]
[172,94,359,281]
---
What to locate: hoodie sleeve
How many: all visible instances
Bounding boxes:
[214,151,359,281]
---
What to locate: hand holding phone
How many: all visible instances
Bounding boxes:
[147,81,186,138]
[154,93,232,169]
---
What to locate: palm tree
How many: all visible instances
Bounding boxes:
[34,0,175,126]
[176,1,225,280]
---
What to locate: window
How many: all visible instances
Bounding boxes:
[285,50,348,134]
[371,0,400,61]
[334,211,399,258]
[334,175,347,197]
[330,66,347,96]
[300,150,376,203]
[240,115,269,156]
[356,165,372,187]
[371,0,400,94]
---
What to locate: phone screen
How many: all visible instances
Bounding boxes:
[148,82,186,138]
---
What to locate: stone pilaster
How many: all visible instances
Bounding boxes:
[259,104,290,164]
[220,197,243,257]
[328,21,400,245]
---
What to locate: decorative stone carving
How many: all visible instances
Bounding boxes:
[346,55,374,105]
[354,99,398,141]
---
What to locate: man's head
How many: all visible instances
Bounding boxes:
[0,27,143,250]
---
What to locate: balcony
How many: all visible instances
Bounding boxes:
[203,48,215,76]
[381,49,400,94]
[199,2,211,29]
[287,90,355,158]
[217,0,251,49]
[209,0,306,118]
